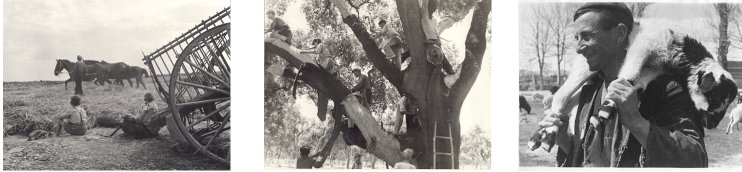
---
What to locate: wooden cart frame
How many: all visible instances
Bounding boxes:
[142,7,231,165]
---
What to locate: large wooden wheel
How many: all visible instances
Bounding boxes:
[168,23,231,165]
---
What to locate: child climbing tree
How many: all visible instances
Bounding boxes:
[265,0,490,169]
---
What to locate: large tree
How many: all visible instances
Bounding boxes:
[264,0,490,169]
[713,3,736,69]
[526,3,551,90]
[545,3,579,86]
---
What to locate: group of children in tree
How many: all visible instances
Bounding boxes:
[266,10,421,169]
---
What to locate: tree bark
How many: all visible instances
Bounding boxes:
[716,3,731,70]
[329,0,404,91]
[267,0,490,168]
[447,0,491,168]
[342,95,405,165]
[265,38,407,166]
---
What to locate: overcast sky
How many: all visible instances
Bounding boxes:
[3,0,230,81]
[519,3,742,72]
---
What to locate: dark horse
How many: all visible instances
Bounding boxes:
[54,59,110,89]
[124,66,149,89]
[100,60,130,86]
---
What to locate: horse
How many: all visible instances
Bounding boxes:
[123,66,149,89]
[100,60,130,86]
[54,59,110,89]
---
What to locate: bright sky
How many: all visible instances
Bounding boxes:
[291,5,491,135]
[3,0,230,82]
[519,3,742,72]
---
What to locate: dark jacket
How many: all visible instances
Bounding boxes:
[296,156,321,169]
[352,74,371,92]
[72,60,88,77]
[557,75,707,167]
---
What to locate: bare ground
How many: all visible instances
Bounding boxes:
[4,128,228,170]
[3,80,228,170]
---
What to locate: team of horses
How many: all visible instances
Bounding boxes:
[54,59,149,89]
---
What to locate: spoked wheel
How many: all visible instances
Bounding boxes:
[168,23,231,165]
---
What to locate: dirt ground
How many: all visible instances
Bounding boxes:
[3,81,228,170]
[3,128,228,170]
[518,95,742,168]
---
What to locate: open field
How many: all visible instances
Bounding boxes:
[3,80,228,170]
[518,93,742,168]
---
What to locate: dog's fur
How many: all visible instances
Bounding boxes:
[530,23,738,152]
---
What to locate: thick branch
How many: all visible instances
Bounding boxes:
[265,38,406,166]
[449,0,490,108]
[310,108,344,163]
[329,0,404,91]
[396,0,434,100]
[341,95,405,166]
[265,38,352,102]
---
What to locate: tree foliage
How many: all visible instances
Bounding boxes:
[264,0,490,169]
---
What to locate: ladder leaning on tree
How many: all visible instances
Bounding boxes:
[432,121,454,169]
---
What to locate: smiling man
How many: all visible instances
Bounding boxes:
[537,2,709,167]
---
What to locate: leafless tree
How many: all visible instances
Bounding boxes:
[627,2,652,19]
[527,4,551,90]
[713,3,739,69]
[545,3,579,86]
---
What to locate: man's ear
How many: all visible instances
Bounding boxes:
[615,23,628,46]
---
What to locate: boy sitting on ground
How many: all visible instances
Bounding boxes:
[121,93,162,138]
[53,95,88,136]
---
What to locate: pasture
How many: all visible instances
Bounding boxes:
[3,79,227,170]
[518,92,742,168]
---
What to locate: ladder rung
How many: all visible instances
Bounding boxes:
[434,152,453,156]
[434,136,452,139]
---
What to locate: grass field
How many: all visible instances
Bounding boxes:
[3,79,228,170]
[518,94,742,168]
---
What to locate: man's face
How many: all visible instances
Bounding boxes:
[572,12,622,72]
[266,12,275,20]
[353,71,360,77]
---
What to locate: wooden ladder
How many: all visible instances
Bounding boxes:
[432,122,454,169]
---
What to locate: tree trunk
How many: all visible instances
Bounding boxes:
[557,58,562,86]
[265,0,490,168]
[717,3,731,70]
[538,66,544,90]
[265,38,406,166]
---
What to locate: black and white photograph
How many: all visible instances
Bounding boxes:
[263,0,491,169]
[520,1,742,168]
[4,0,231,170]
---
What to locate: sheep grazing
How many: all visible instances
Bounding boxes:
[727,99,742,134]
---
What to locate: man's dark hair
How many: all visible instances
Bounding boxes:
[300,146,310,156]
[144,93,154,102]
[313,38,322,44]
[70,95,82,106]
[574,3,634,45]
[266,10,275,15]
[352,69,361,73]
[549,86,560,94]
[378,20,387,26]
